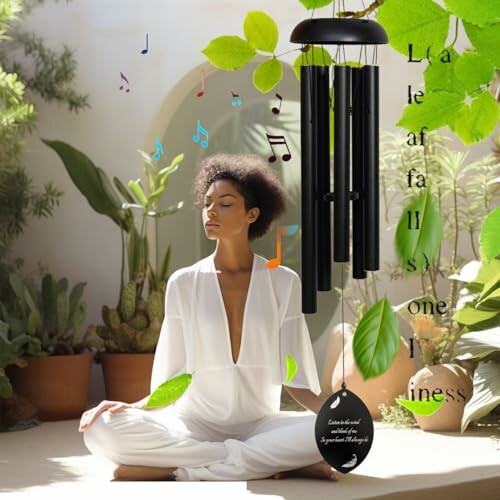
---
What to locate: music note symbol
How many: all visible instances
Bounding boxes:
[193,120,209,148]
[267,226,283,269]
[271,93,283,114]
[266,133,291,163]
[141,33,149,55]
[153,137,164,161]
[197,68,205,97]
[119,72,130,93]
[228,89,242,107]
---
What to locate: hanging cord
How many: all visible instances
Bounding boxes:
[341,261,346,391]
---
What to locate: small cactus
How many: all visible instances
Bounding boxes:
[147,291,164,322]
[119,282,136,321]
[102,306,121,330]
[129,312,149,330]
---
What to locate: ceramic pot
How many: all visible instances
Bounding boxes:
[408,363,473,431]
[7,351,94,421]
[100,352,154,403]
[331,333,417,419]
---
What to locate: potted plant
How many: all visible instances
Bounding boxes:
[1,271,98,421]
[43,140,184,403]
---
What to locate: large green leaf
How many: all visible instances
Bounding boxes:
[352,296,401,380]
[454,51,495,95]
[201,36,256,70]
[292,46,333,80]
[453,327,500,361]
[444,0,500,27]
[396,394,445,416]
[145,373,192,409]
[253,58,283,93]
[395,189,443,274]
[397,90,463,131]
[451,91,500,145]
[243,11,278,53]
[377,0,449,59]
[452,304,499,325]
[42,140,125,228]
[285,353,298,384]
[300,0,333,9]
[480,207,500,263]
[424,47,464,94]
[461,361,500,432]
[463,21,500,68]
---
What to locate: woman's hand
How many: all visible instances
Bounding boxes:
[78,400,139,432]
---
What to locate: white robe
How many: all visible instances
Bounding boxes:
[83,252,323,480]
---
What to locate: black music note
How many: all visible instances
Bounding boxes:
[119,72,130,92]
[141,33,149,55]
[266,133,291,162]
[271,93,283,114]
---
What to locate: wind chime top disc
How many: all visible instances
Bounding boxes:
[315,387,374,474]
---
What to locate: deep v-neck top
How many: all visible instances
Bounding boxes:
[150,253,321,430]
[212,253,256,366]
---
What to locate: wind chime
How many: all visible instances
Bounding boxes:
[290,9,388,475]
[290,17,388,314]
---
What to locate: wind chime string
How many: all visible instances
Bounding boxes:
[341,262,346,390]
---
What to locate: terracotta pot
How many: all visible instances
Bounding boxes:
[100,353,154,403]
[408,363,473,432]
[7,351,94,421]
[331,334,417,419]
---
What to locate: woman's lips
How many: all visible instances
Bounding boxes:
[205,222,219,227]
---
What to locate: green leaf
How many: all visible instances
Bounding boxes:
[145,373,192,409]
[454,51,495,95]
[395,189,443,274]
[113,177,135,204]
[352,296,401,380]
[285,353,298,384]
[451,91,500,145]
[461,362,500,432]
[128,179,148,207]
[479,207,500,263]
[463,21,500,68]
[424,47,465,94]
[397,90,463,131]
[452,304,498,325]
[159,244,172,282]
[243,11,278,53]
[253,58,283,93]
[201,36,256,70]
[292,46,333,80]
[42,140,125,229]
[444,0,500,27]
[396,394,445,416]
[377,0,450,59]
[453,327,500,361]
[300,0,333,9]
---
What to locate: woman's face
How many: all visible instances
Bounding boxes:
[202,179,259,241]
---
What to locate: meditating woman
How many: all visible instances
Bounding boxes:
[80,153,336,482]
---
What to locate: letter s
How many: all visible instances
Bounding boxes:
[445,388,455,402]
[457,388,467,401]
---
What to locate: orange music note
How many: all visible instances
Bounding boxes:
[267,226,283,269]
[119,72,130,93]
[271,93,283,114]
[197,68,205,97]
[266,133,291,163]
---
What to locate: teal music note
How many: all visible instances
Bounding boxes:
[193,120,208,148]
[153,136,164,160]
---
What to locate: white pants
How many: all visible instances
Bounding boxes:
[83,406,323,481]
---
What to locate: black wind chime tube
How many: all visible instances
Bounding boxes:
[362,65,380,271]
[300,64,317,313]
[351,67,367,279]
[333,64,351,263]
[315,65,332,291]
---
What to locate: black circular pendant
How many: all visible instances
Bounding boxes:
[315,387,374,473]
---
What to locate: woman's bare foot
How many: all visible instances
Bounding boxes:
[272,460,337,481]
[112,464,177,481]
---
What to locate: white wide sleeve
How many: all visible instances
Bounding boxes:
[150,274,187,393]
[279,271,322,395]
